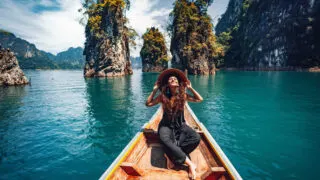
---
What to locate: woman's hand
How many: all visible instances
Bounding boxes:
[146,81,161,107]
[186,80,192,89]
[185,80,203,103]
[153,81,160,91]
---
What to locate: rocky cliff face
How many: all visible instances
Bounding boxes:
[216,0,320,69]
[0,48,29,86]
[215,0,243,34]
[140,27,168,72]
[169,0,224,75]
[83,0,133,77]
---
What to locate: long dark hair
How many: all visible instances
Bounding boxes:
[161,81,186,112]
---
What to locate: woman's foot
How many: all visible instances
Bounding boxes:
[185,156,197,179]
[188,162,197,180]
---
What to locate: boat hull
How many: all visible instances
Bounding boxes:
[99,104,242,180]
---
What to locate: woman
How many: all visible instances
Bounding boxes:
[145,69,203,179]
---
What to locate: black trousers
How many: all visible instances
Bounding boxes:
[159,124,201,165]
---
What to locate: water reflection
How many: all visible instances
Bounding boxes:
[83,72,155,171]
[0,86,27,177]
[0,86,27,120]
[1,70,319,179]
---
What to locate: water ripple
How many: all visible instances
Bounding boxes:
[0,70,319,179]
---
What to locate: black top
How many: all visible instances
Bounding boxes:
[160,110,185,129]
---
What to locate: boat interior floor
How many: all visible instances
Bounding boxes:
[111,107,231,180]
[118,129,228,180]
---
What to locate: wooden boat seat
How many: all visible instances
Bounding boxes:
[100,105,241,180]
[201,167,227,180]
[120,162,143,176]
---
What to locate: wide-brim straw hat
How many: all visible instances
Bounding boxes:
[157,68,189,88]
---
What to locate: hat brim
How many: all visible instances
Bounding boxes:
[157,68,188,88]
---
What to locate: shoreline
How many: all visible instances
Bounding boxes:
[218,66,320,72]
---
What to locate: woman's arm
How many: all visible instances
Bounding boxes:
[145,82,161,107]
[185,81,203,102]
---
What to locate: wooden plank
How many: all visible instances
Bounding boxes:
[120,162,143,176]
[99,108,162,180]
[100,104,241,180]
[186,104,242,180]
[201,167,226,180]
[143,128,159,143]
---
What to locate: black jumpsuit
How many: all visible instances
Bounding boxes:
[158,108,201,165]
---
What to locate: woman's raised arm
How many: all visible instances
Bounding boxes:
[145,82,162,107]
[185,81,203,103]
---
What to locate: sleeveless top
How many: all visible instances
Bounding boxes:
[159,93,186,130]
[160,109,185,129]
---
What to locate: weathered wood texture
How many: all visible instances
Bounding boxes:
[105,106,233,179]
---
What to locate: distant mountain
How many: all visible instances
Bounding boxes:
[0,29,84,69]
[130,56,142,69]
[47,47,84,69]
[0,29,57,69]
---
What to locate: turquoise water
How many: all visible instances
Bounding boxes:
[0,70,319,179]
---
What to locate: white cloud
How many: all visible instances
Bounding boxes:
[0,0,171,56]
[39,0,56,7]
[207,0,229,27]
[127,0,171,57]
[0,0,85,54]
[0,0,229,57]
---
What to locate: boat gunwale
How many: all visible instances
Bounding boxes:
[185,104,242,180]
[99,104,242,180]
[99,107,162,180]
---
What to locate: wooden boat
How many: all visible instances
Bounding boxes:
[99,104,242,180]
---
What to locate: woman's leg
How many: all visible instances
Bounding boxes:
[178,125,200,179]
[178,124,201,155]
[159,126,186,165]
[185,156,197,179]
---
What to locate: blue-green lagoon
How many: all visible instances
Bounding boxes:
[0,70,319,179]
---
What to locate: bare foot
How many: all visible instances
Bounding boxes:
[189,162,197,180]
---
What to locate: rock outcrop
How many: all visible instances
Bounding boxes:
[169,0,224,75]
[215,0,243,35]
[83,0,133,77]
[140,27,168,72]
[0,48,29,86]
[216,0,320,69]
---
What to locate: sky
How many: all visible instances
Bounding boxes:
[0,0,229,56]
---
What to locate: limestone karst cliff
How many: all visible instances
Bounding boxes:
[140,27,168,72]
[169,0,224,75]
[0,48,29,85]
[216,0,320,69]
[83,0,133,77]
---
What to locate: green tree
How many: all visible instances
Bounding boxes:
[140,27,169,65]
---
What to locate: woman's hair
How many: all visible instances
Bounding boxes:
[161,80,186,113]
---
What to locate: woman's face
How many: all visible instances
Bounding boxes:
[168,76,179,87]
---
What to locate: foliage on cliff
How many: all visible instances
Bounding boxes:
[80,0,134,77]
[140,27,168,64]
[80,0,137,46]
[215,0,250,67]
[168,0,225,70]
[83,0,127,34]
[217,0,319,68]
